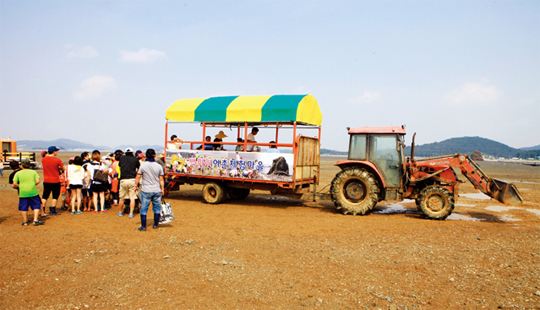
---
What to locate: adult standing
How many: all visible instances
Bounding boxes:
[8,161,22,188]
[135,149,164,231]
[67,156,85,214]
[42,146,65,216]
[86,150,108,213]
[0,156,4,177]
[118,148,140,218]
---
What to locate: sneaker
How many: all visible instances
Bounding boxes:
[128,214,134,219]
[60,207,68,211]
[118,212,124,216]
[71,211,76,214]
[77,211,83,214]
[33,220,44,226]
[50,212,61,215]
[138,226,146,231]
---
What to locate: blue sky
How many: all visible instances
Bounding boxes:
[1,0,538,151]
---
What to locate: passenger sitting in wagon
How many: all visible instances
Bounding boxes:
[167,135,183,150]
[235,138,244,151]
[213,131,227,151]
[196,136,213,150]
[247,127,260,152]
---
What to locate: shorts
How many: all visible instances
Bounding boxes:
[19,195,42,211]
[82,188,92,198]
[91,183,108,193]
[119,179,137,200]
[42,182,61,200]
[70,184,83,189]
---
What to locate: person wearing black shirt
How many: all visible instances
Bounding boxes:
[117,148,140,218]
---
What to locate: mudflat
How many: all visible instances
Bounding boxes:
[0,154,539,309]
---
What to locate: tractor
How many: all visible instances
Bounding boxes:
[330,126,523,220]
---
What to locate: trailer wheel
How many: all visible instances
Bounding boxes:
[227,188,250,200]
[330,167,379,215]
[202,182,225,204]
[417,186,454,220]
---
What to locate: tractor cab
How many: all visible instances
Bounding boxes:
[333,126,407,210]
[347,126,406,189]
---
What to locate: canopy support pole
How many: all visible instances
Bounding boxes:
[202,123,207,149]
[165,122,169,152]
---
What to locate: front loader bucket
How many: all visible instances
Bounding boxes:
[491,180,523,205]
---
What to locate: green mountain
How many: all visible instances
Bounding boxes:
[405,136,519,158]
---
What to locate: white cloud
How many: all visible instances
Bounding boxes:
[73,75,117,101]
[119,48,167,64]
[445,80,501,106]
[353,90,381,104]
[64,44,98,58]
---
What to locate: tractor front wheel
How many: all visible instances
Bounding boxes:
[330,167,380,215]
[417,186,454,220]
[202,182,225,204]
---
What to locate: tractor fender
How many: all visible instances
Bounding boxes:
[334,160,386,188]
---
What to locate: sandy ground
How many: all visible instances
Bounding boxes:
[0,154,539,309]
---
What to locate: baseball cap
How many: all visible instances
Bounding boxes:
[125,147,134,153]
[48,146,60,153]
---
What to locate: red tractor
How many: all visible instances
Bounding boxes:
[330,126,523,220]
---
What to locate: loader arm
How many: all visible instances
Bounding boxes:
[413,154,523,204]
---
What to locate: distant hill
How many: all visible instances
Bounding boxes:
[405,136,519,158]
[520,144,540,151]
[17,139,163,153]
[18,138,109,151]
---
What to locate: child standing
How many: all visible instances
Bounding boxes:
[12,159,44,226]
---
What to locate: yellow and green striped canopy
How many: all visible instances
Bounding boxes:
[166,94,322,126]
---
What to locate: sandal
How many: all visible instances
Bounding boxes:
[33,220,44,226]
[77,211,83,214]
[21,222,29,226]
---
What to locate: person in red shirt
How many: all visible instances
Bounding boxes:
[41,146,65,216]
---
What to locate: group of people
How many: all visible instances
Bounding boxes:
[9,146,165,231]
[170,127,280,153]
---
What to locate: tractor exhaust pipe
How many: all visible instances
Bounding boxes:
[411,133,416,162]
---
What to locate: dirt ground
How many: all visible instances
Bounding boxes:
[0,154,539,309]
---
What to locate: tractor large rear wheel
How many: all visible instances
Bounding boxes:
[330,167,380,215]
[417,186,454,220]
[202,182,225,204]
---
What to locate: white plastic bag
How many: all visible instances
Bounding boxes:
[159,199,175,224]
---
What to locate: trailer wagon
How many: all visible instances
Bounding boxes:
[164,94,323,203]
